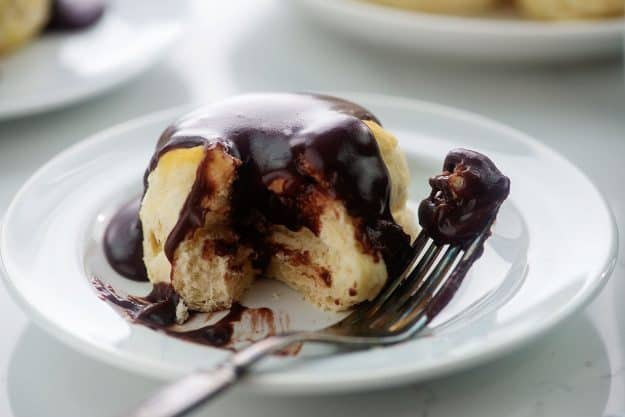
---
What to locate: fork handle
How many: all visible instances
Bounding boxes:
[125,332,305,417]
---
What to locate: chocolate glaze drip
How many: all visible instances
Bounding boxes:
[150,93,411,276]
[418,149,510,246]
[163,151,215,262]
[92,279,178,327]
[47,0,107,31]
[92,278,281,350]
[103,197,148,282]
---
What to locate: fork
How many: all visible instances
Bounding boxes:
[126,221,493,417]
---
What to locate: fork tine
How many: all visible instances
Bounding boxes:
[387,227,491,334]
[386,246,461,331]
[371,245,461,329]
[362,240,443,321]
[341,231,429,326]
[363,231,429,313]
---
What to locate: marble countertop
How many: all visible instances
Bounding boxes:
[0,1,623,416]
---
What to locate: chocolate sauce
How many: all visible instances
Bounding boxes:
[151,93,411,275]
[418,149,510,246]
[92,279,176,325]
[174,303,246,347]
[47,0,107,31]
[103,197,148,282]
[92,278,282,350]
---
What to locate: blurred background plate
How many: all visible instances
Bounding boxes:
[0,0,186,121]
[289,0,624,62]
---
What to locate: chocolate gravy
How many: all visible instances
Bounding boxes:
[418,149,510,246]
[103,196,148,282]
[104,94,410,283]
[151,93,411,275]
[92,278,282,350]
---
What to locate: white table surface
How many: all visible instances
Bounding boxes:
[1,1,624,416]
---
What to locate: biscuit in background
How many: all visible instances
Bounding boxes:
[0,0,50,55]
[517,0,624,19]
[364,0,498,15]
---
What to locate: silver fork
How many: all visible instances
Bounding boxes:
[127,223,492,417]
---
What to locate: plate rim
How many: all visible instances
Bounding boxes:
[0,0,187,120]
[0,93,618,393]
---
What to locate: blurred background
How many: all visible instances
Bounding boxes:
[0,1,624,416]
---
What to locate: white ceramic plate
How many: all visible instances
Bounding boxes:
[0,94,617,394]
[289,0,624,62]
[0,0,185,120]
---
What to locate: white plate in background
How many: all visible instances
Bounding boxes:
[0,0,185,120]
[289,0,624,62]
[0,93,617,393]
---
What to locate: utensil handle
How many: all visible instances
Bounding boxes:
[125,333,303,417]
